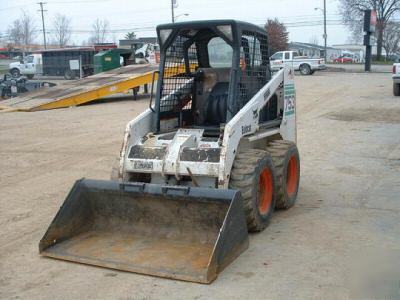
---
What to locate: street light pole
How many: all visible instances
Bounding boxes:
[323,0,327,63]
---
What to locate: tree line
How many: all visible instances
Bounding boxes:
[2,1,399,59]
[3,11,116,50]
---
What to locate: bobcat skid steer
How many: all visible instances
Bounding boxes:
[40,20,300,284]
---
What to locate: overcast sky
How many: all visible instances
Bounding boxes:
[0,0,350,46]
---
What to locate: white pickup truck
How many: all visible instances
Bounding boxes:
[393,61,400,96]
[9,54,43,79]
[270,51,326,75]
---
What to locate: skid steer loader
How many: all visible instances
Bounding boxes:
[40,20,300,284]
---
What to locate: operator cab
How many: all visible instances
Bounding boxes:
[155,20,275,136]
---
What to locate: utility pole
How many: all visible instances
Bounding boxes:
[323,0,327,63]
[364,9,376,72]
[171,0,175,23]
[38,2,47,49]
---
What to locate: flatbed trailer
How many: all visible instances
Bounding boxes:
[0,64,158,112]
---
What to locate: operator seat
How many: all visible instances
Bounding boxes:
[195,68,230,126]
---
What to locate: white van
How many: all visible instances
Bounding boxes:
[9,54,43,79]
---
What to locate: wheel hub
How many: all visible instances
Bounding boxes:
[258,168,273,214]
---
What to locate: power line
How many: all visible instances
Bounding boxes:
[0,2,36,11]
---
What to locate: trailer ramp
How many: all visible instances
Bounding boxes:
[0,64,158,112]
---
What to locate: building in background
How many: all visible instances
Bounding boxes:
[289,42,342,62]
[332,44,391,62]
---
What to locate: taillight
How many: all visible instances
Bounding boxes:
[394,65,397,74]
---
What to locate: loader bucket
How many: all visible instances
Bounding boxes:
[39,179,249,283]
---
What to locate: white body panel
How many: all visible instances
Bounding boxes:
[270,51,325,72]
[393,63,400,83]
[120,65,297,189]
[120,109,154,177]
[218,67,296,188]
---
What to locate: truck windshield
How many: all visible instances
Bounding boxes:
[270,52,283,60]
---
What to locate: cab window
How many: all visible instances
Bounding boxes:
[207,37,233,67]
[25,55,34,63]
[284,52,290,60]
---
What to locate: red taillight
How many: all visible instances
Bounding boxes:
[394,65,397,74]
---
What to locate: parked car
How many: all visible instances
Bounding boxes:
[393,62,400,96]
[333,55,355,63]
[270,51,326,75]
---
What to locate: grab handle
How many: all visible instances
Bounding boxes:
[149,71,159,112]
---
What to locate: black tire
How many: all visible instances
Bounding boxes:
[10,68,20,77]
[310,70,315,75]
[394,83,400,96]
[26,74,34,79]
[64,70,75,80]
[299,64,311,75]
[229,149,277,232]
[1,88,9,99]
[267,140,300,209]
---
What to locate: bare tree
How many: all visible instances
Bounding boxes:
[339,0,400,60]
[7,20,23,45]
[264,19,289,54]
[7,11,37,50]
[89,19,109,44]
[53,14,72,47]
[383,21,400,57]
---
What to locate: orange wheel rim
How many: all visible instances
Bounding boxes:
[286,155,299,197]
[258,167,273,214]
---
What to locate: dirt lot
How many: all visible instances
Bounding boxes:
[1,72,399,299]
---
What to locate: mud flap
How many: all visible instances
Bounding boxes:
[39,179,249,283]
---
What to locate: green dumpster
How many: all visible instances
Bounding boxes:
[94,48,132,74]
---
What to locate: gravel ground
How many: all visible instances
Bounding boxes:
[0,72,399,299]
